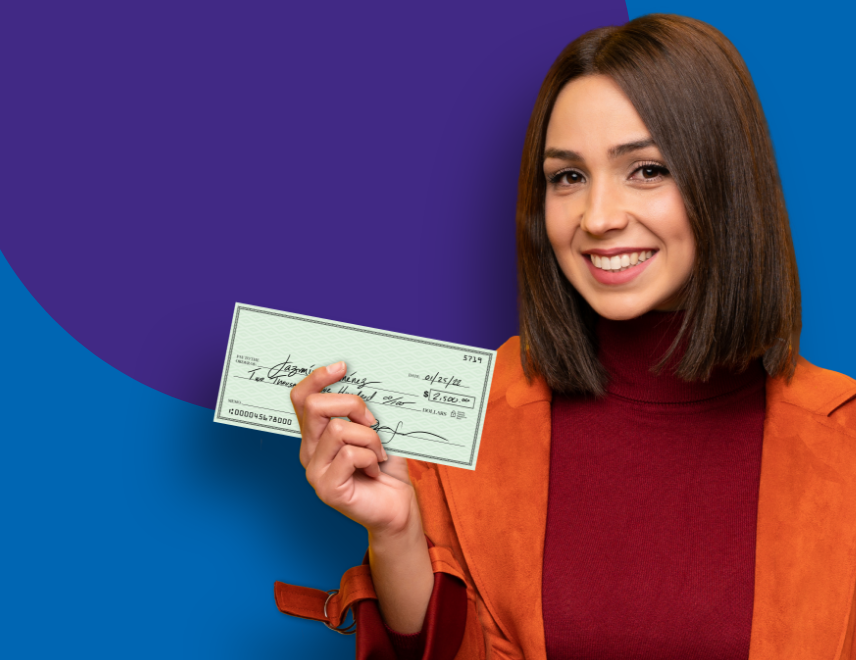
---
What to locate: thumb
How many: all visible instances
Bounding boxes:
[378,455,411,485]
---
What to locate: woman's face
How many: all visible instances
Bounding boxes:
[543,74,695,320]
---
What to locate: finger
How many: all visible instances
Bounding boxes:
[325,444,382,488]
[307,444,382,504]
[301,392,377,448]
[310,417,387,469]
[297,393,377,469]
[290,361,347,418]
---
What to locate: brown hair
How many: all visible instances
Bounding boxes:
[517,13,801,396]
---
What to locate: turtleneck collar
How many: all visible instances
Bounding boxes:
[596,311,765,404]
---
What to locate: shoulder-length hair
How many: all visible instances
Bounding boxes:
[517,13,800,396]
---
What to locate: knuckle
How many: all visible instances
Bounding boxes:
[327,418,346,435]
[339,444,359,462]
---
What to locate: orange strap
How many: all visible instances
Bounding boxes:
[273,545,465,629]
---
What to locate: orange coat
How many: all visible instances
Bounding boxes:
[276,336,856,660]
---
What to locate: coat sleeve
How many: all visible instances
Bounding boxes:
[404,459,490,660]
[354,537,468,660]
[273,458,485,660]
[353,456,491,660]
[273,538,471,660]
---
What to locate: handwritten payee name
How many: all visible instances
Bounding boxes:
[244,355,382,391]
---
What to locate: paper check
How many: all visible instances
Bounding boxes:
[214,303,497,470]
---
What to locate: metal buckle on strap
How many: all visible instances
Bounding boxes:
[323,589,357,635]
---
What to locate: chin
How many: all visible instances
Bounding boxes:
[584,295,661,321]
[594,307,647,321]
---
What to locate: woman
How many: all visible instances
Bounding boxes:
[275,14,856,659]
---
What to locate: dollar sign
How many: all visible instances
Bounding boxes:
[423,391,429,398]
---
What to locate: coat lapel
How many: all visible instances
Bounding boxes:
[749,359,856,659]
[438,338,552,658]
[439,343,856,660]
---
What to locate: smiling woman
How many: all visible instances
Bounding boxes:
[274,13,856,660]
[518,15,800,397]
[542,75,696,320]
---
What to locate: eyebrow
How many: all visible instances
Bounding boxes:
[544,138,657,162]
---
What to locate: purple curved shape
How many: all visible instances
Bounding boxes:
[0,1,628,408]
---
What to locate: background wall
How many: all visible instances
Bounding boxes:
[1,1,852,657]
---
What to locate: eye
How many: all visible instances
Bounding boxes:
[630,162,670,182]
[547,168,585,187]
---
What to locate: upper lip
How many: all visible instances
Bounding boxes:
[582,247,658,257]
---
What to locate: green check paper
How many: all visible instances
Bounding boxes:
[214,303,497,470]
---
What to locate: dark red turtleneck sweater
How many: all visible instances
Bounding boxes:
[382,312,766,659]
[543,312,765,659]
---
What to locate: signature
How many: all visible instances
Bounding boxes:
[371,420,450,446]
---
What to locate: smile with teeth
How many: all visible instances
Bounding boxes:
[589,250,655,272]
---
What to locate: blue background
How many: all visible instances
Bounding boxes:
[2,1,853,657]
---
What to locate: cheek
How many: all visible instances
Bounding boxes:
[650,192,694,253]
[544,199,575,252]
[660,200,696,279]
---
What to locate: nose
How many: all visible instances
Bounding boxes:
[579,177,629,236]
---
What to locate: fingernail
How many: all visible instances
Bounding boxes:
[366,409,377,425]
[382,449,388,461]
[327,361,345,375]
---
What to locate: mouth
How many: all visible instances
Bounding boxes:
[582,249,658,285]
[587,250,656,273]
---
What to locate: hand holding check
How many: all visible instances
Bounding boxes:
[291,359,417,537]
[212,303,496,633]
[290,360,435,635]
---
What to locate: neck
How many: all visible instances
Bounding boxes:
[595,311,765,404]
